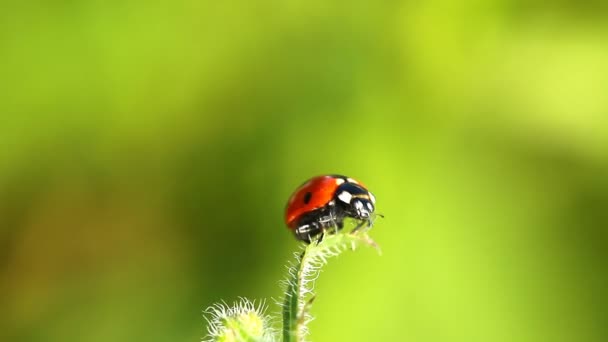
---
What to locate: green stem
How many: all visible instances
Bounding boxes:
[280,232,379,342]
[282,251,304,342]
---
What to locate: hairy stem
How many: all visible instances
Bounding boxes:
[282,251,303,342]
[281,232,379,342]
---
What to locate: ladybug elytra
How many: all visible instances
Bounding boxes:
[285,175,378,243]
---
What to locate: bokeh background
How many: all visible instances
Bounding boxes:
[2,1,608,342]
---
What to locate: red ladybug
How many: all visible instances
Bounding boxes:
[285,175,377,242]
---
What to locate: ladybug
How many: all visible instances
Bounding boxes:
[285,175,377,242]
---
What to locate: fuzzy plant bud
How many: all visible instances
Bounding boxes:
[204,298,277,342]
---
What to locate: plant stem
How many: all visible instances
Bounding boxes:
[280,232,379,342]
[282,251,304,342]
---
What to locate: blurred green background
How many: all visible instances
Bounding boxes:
[1,1,608,342]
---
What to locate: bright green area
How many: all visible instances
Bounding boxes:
[1,1,607,342]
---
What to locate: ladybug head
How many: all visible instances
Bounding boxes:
[335,182,376,220]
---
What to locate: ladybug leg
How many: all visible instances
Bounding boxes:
[327,221,340,235]
[316,230,326,245]
[295,222,323,243]
[350,219,370,233]
[330,208,345,234]
[350,221,364,233]
[335,219,344,232]
[314,220,338,245]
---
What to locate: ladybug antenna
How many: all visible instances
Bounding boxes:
[365,212,384,229]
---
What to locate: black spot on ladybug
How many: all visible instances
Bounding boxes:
[303,192,312,204]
